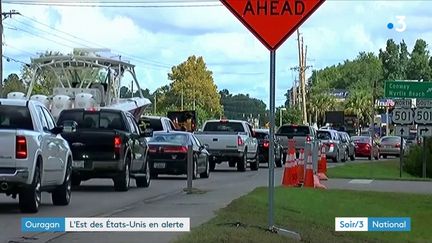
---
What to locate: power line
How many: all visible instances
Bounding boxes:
[18,14,174,68]
[2,54,30,66]
[3,1,221,8]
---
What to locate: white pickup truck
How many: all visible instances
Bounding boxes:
[0,99,72,213]
[194,119,258,172]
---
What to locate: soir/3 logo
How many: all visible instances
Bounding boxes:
[387,16,407,32]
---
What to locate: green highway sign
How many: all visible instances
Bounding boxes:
[384,80,432,98]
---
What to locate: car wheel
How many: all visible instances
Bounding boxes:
[350,153,355,161]
[383,155,387,159]
[114,158,131,191]
[332,151,339,163]
[136,161,151,188]
[275,150,283,167]
[19,164,41,213]
[52,158,72,206]
[250,151,259,171]
[200,157,210,178]
[237,151,247,172]
[192,158,198,179]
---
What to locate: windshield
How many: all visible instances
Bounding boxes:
[352,136,371,143]
[381,137,402,143]
[254,131,269,139]
[203,122,245,132]
[149,133,188,145]
[140,118,163,131]
[277,126,310,136]
[317,131,332,140]
[58,110,125,130]
[0,105,33,130]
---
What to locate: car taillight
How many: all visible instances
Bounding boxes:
[164,146,188,153]
[16,136,27,159]
[237,136,244,146]
[263,140,269,148]
[148,145,157,153]
[114,135,121,153]
[395,143,400,148]
[329,143,334,149]
[306,135,312,143]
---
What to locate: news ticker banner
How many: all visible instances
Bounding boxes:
[335,217,411,232]
[22,217,190,232]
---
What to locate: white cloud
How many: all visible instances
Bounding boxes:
[3,1,432,108]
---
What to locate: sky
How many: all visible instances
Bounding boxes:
[3,0,432,107]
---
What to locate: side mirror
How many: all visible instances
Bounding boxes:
[50,126,64,135]
[61,120,78,133]
[142,128,153,137]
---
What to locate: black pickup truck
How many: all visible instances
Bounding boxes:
[57,108,152,191]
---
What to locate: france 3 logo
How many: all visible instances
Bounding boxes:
[387,16,406,32]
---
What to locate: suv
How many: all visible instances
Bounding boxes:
[139,116,177,137]
[317,129,346,162]
[275,124,318,162]
[0,99,73,213]
[338,131,355,161]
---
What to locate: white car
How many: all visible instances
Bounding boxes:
[0,99,73,213]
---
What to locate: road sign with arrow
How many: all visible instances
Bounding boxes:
[417,125,432,137]
[395,125,410,137]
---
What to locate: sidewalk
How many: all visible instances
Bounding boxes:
[322,178,432,194]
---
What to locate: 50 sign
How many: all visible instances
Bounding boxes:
[414,108,432,124]
[392,108,413,124]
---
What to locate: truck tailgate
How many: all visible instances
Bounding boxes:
[62,130,122,161]
[277,135,306,150]
[195,133,240,151]
[0,130,16,167]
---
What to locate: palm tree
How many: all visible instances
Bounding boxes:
[345,89,372,127]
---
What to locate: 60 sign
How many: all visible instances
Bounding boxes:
[392,108,413,124]
[414,108,432,124]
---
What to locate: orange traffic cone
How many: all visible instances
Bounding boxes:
[297,149,305,184]
[282,153,293,186]
[318,145,328,180]
[304,153,314,188]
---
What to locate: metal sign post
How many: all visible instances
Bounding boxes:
[268,50,276,228]
[187,145,193,192]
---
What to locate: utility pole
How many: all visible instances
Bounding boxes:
[154,92,157,114]
[1,9,21,97]
[294,30,311,125]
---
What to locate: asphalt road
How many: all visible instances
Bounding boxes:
[0,157,424,243]
[0,163,285,243]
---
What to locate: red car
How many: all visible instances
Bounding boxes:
[352,136,379,160]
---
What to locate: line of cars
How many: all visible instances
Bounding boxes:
[0,100,212,213]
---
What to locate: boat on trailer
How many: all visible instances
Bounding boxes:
[9,48,151,120]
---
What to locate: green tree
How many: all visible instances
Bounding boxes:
[407,39,431,81]
[220,90,268,125]
[276,107,302,126]
[379,39,402,80]
[344,88,372,127]
[168,55,222,118]
[2,73,26,96]
[399,40,410,79]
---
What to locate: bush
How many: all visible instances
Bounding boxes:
[403,138,432,178]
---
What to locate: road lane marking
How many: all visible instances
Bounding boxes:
[349,179,373,184]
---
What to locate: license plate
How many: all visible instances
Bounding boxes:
[154,163,166,169]
[72,160,84,168]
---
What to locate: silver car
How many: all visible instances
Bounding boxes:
[379,136,406,158]
[317,129,346,162]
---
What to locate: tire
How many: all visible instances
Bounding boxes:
[228,161,236,167]
[200,157,210,178]
[71,175,81,187]
[250,152,259,171]
[192,158,198,180]
[19,164,41,213]
[383,155,387,159]
[332,151,340,163]
[52,158,72,206]
[114,157,131,192]
[136,161,151,188]
[275,150,283,168]
[368,156,372,160]
[150,172,158,179]
[209,159,216,172]
[237,151,247,172]
[350,153,355,161]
